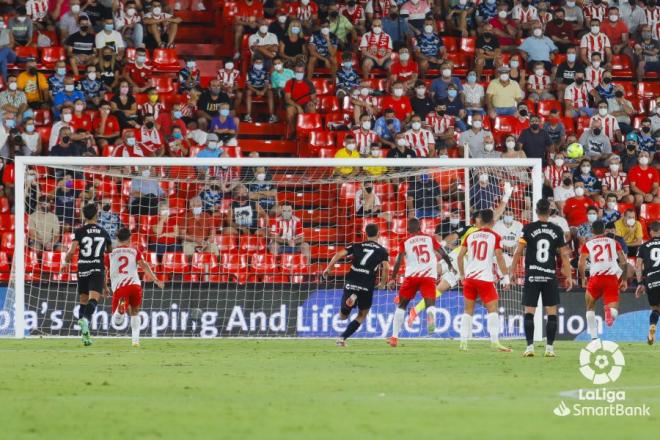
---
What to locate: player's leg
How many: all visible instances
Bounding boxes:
[585,290,599,340]
[483,282,511,352]
[521,282,539,357]
[111,288,127,327]
[420,277,437,333]
[338,308,369,346]
[647,288,660,345]
[603,278,621,327]
[460,298,475,351]
[390,279,416,346]
[408,277,451,326]
[542,278,561,356]
[77,278,92,346]
[128,285,143,347]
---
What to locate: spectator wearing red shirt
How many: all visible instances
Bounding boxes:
[288,0,318,33]
[149,200,182,255]
[284,64,317,137]
[359,19,392,79]
[600,7,631,57]
[381,82,413,123]
[489,4,519,50]
[629,151,660,207]
[138,116,164,156]
[389,47,418,92]
[70,99,92,133]
[165,126,191,157]
[112,129,152,157]
[341,0,366,33]
[122,47,153,93]
[93,102,121,149]
[563,181,599,227]
[232,0,264,59]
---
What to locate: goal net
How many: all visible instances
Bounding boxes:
[3,157,542,339]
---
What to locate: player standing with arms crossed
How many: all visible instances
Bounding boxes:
[109,228,164,347]
[62,204,113,346]
[635,221,660,345]
[457,209,512,352]
[322,224,390,346]
[509,199,573,358]
[578,220,628,339]
[389,218,449,347]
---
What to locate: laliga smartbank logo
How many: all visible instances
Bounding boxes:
[553,340,651,417]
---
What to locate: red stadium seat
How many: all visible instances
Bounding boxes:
[239,235,266,253]
[152,48,182,71]
[262,275,290,283]
[441,36,459,52]
[0,232,13,251]
[537,100,562,117]
[317,147,336,158]
[640,203,660,221]
[220,253,248,274]
[318,96,340,113]
[251,253,277,274]
[280,254,310,273]
[391,218,408,235]
[460,37,476,55]
[150,76,176,94]
[611,54,633,79]
[41,251,64,273]
[310,79,334,96]
[190,253,219,275]
[161,252,189,274]
[215,235,237,253]
[637,82,660,100]
[0,214,13,232]
[308,130,336,150]
[296,113,323,139]
[40,46,66,69]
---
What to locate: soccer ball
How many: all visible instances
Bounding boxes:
[566,142,584,159]
[112,312,126,327]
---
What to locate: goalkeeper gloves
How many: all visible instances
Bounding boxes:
[502,182,513,203]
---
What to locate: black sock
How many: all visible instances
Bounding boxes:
[85,299,98,321]
[341,320,362,340]
[524,313,534,346]
[546,315,558,346]
[79,304,87,320]
[651,310,660,326]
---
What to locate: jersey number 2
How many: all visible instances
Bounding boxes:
[117,256,129,274]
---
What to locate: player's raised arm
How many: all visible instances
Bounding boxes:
[493,181,514,223]
[322,249,349,279]
[138,259,164,289]
[495,248,510,288]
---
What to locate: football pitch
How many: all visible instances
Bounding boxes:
[0,339,657,440]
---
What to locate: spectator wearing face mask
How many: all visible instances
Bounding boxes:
[517,115,552,166]
[602,193,622,224]
[50,127,84,156]
[439,84,467,129]
[545,8,575,52]
[123,48,153,93]
[607,87,635,134]
[471,174,502,214]
[542,110,567,149]
[518,21,557,72]
[493,209,523,254]
[97,198,122,245]
[178,58,201,94]
[165,126,190,157]
[389,48,419,93]
[244,58,276,123]
[459,113,491,158]
[579,119,612,166]
[54,176,79,228]
[283,64,317,135]
[387,133,416,158]
[620,134,639,172]
[359,19,392,79]
[463,71,485,116]
[53,76,85,117]
[650,97,660,133]
[48,105,73,150]
[268,204,310,260]
[414,19,445,79]
[403,114,435,157]
[363,144,388,176]
[28,196,61,251]
[407,173,442,219]
[17,58,48,108]
[474,24,500,79]
[425,103,456,153]
[200,78,233,123]
[249,166,278,213]
[381,81,413,123]
[636,118,656,154]
[93,101,121,149]
[548,203,572,242]
[352,114,379,155]
[634,24,659,82]
[573,159,603,197]
[71,99,92,133]
[486,66,523,118]
[615,209,645,256]
[64,16,97,77]
[436,209,465,241]
[129,167,164,215]
[339,1,366,35]
[336,53,360,99]
[248,19,279,67]
[149,200,182,255]
[350,81,379,126]
[307,19,338,79]
[628,151,659,207]
[20,117,40,156]
[95,17,126,58]
[355,182,382,217]
[334,135,361,177]
[576,206,600,244]
[115,0,144,48]
[602,155,631,203]
[579,19,612,66]
[376,108,403,148]
[472,133,500,158]
[227,184,268,237]
[78,66,105,108]
[430,62,463,103]
[564,72,597,118]
[563,181,598,227]
[143,1,181,49]
[181,196,219,257]
[410,82,434,119]
[526,62,554,102]
[552,47,585,100]
[584,51,605,88]
[112,129,150,157]
[544,153,569,189]
[502,134,525,159]
[0,75,28,119]
[271,58,295,100]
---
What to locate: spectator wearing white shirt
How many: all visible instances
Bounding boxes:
[553,169,576,213]
[95,17,126,59]
[548,203,572,242]
[463,71,485,116]
[143,0,182,49]
[493,209,523,254]
[114,0,143,48]
[249,19,279,67]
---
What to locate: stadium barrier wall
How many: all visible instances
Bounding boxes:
[0,283,649,341]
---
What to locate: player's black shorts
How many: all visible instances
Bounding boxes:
[522,278,560,307]
[77,271,105,295]
[340,286,373,315]
[646,285,660,307]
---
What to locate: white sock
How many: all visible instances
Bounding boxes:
[487,312,500,344]
[460,313,472,343]
[111,311,123,326]
[586,311,598,339]
[610,308,618,321]
[392,308,405,338]
[426,306,436,321]
[546,344,554,352]
[526,344,534,352]
[130,315,140,343]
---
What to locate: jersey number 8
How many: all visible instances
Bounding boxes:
[536,239,550,263]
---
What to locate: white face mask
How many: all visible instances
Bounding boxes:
[152,7,162,15]
[274,63,283,71]
[8,82,16,91]
[400,53,410,61]
[592,61,601,69]
[62,113,72,122]
[256,173,266,181]
[450,218,460,226]
[278,15,287,23]
[535,69,544,76]
[412,122,421,130]
[71,4,80,13]
[192,207,202,215]
[566,1,575,6]
[472,120,482,129]
[88,72,97,81]
[598,107,608,116]
[506,140,516,150]
[575,187,585,196]
[281,211,292,220]
[479,174,489,183]
[498,10,508,18]
[591,26,600,35]
[503,215,513,224]
[484,143,494,152]
[609,14,619,22]
[626,218,636,226]
[370,149,380,157]
[372,26,382,34]
[346,143,356,151]
[362,121,371,130]
[500,73,509,81]
[587,213,598,223]
[424,25,434,34]
[555,158,564,167]
[609,163,620,172]
[225,62,234,70]
[160,208,170,216]
[533,28,542,37]
[65,84,75,92]
[142,170,151,178]
[442,69,451,77]
[321,27,330,35]
[510,60,520,69]
[415,87,425,96]
[567,53,577,63]
[393,88,403,97]
[396,138,407,147]
[607,202,617,210]
[639,157,649,166]
[581,166,591,174]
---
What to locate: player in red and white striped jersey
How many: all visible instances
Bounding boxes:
[109,228,163,347]
[26,0,48,22]
[389,218,452,346]
[403,115,435,157]
[268,205,311,260]
[457,209,512,352]
[578,220,628,336]
[590,101,621,143]
[580,20,612,64]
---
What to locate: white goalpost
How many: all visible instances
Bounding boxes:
[5,156,543,340]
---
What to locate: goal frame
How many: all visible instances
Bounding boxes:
[12,156,544,339]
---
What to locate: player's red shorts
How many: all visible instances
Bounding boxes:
[399,276,436,301]
[111,284,143,313]
[587,275,620,304]
[463,278,499,304]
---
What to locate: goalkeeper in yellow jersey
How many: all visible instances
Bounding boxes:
[404,181,515,327]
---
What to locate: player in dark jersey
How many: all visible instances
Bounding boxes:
[62,203,113,346]
[635,221,660,345]
[510,199,572,358]
[322,223,390,347]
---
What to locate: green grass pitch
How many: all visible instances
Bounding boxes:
[0,339,657,439]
